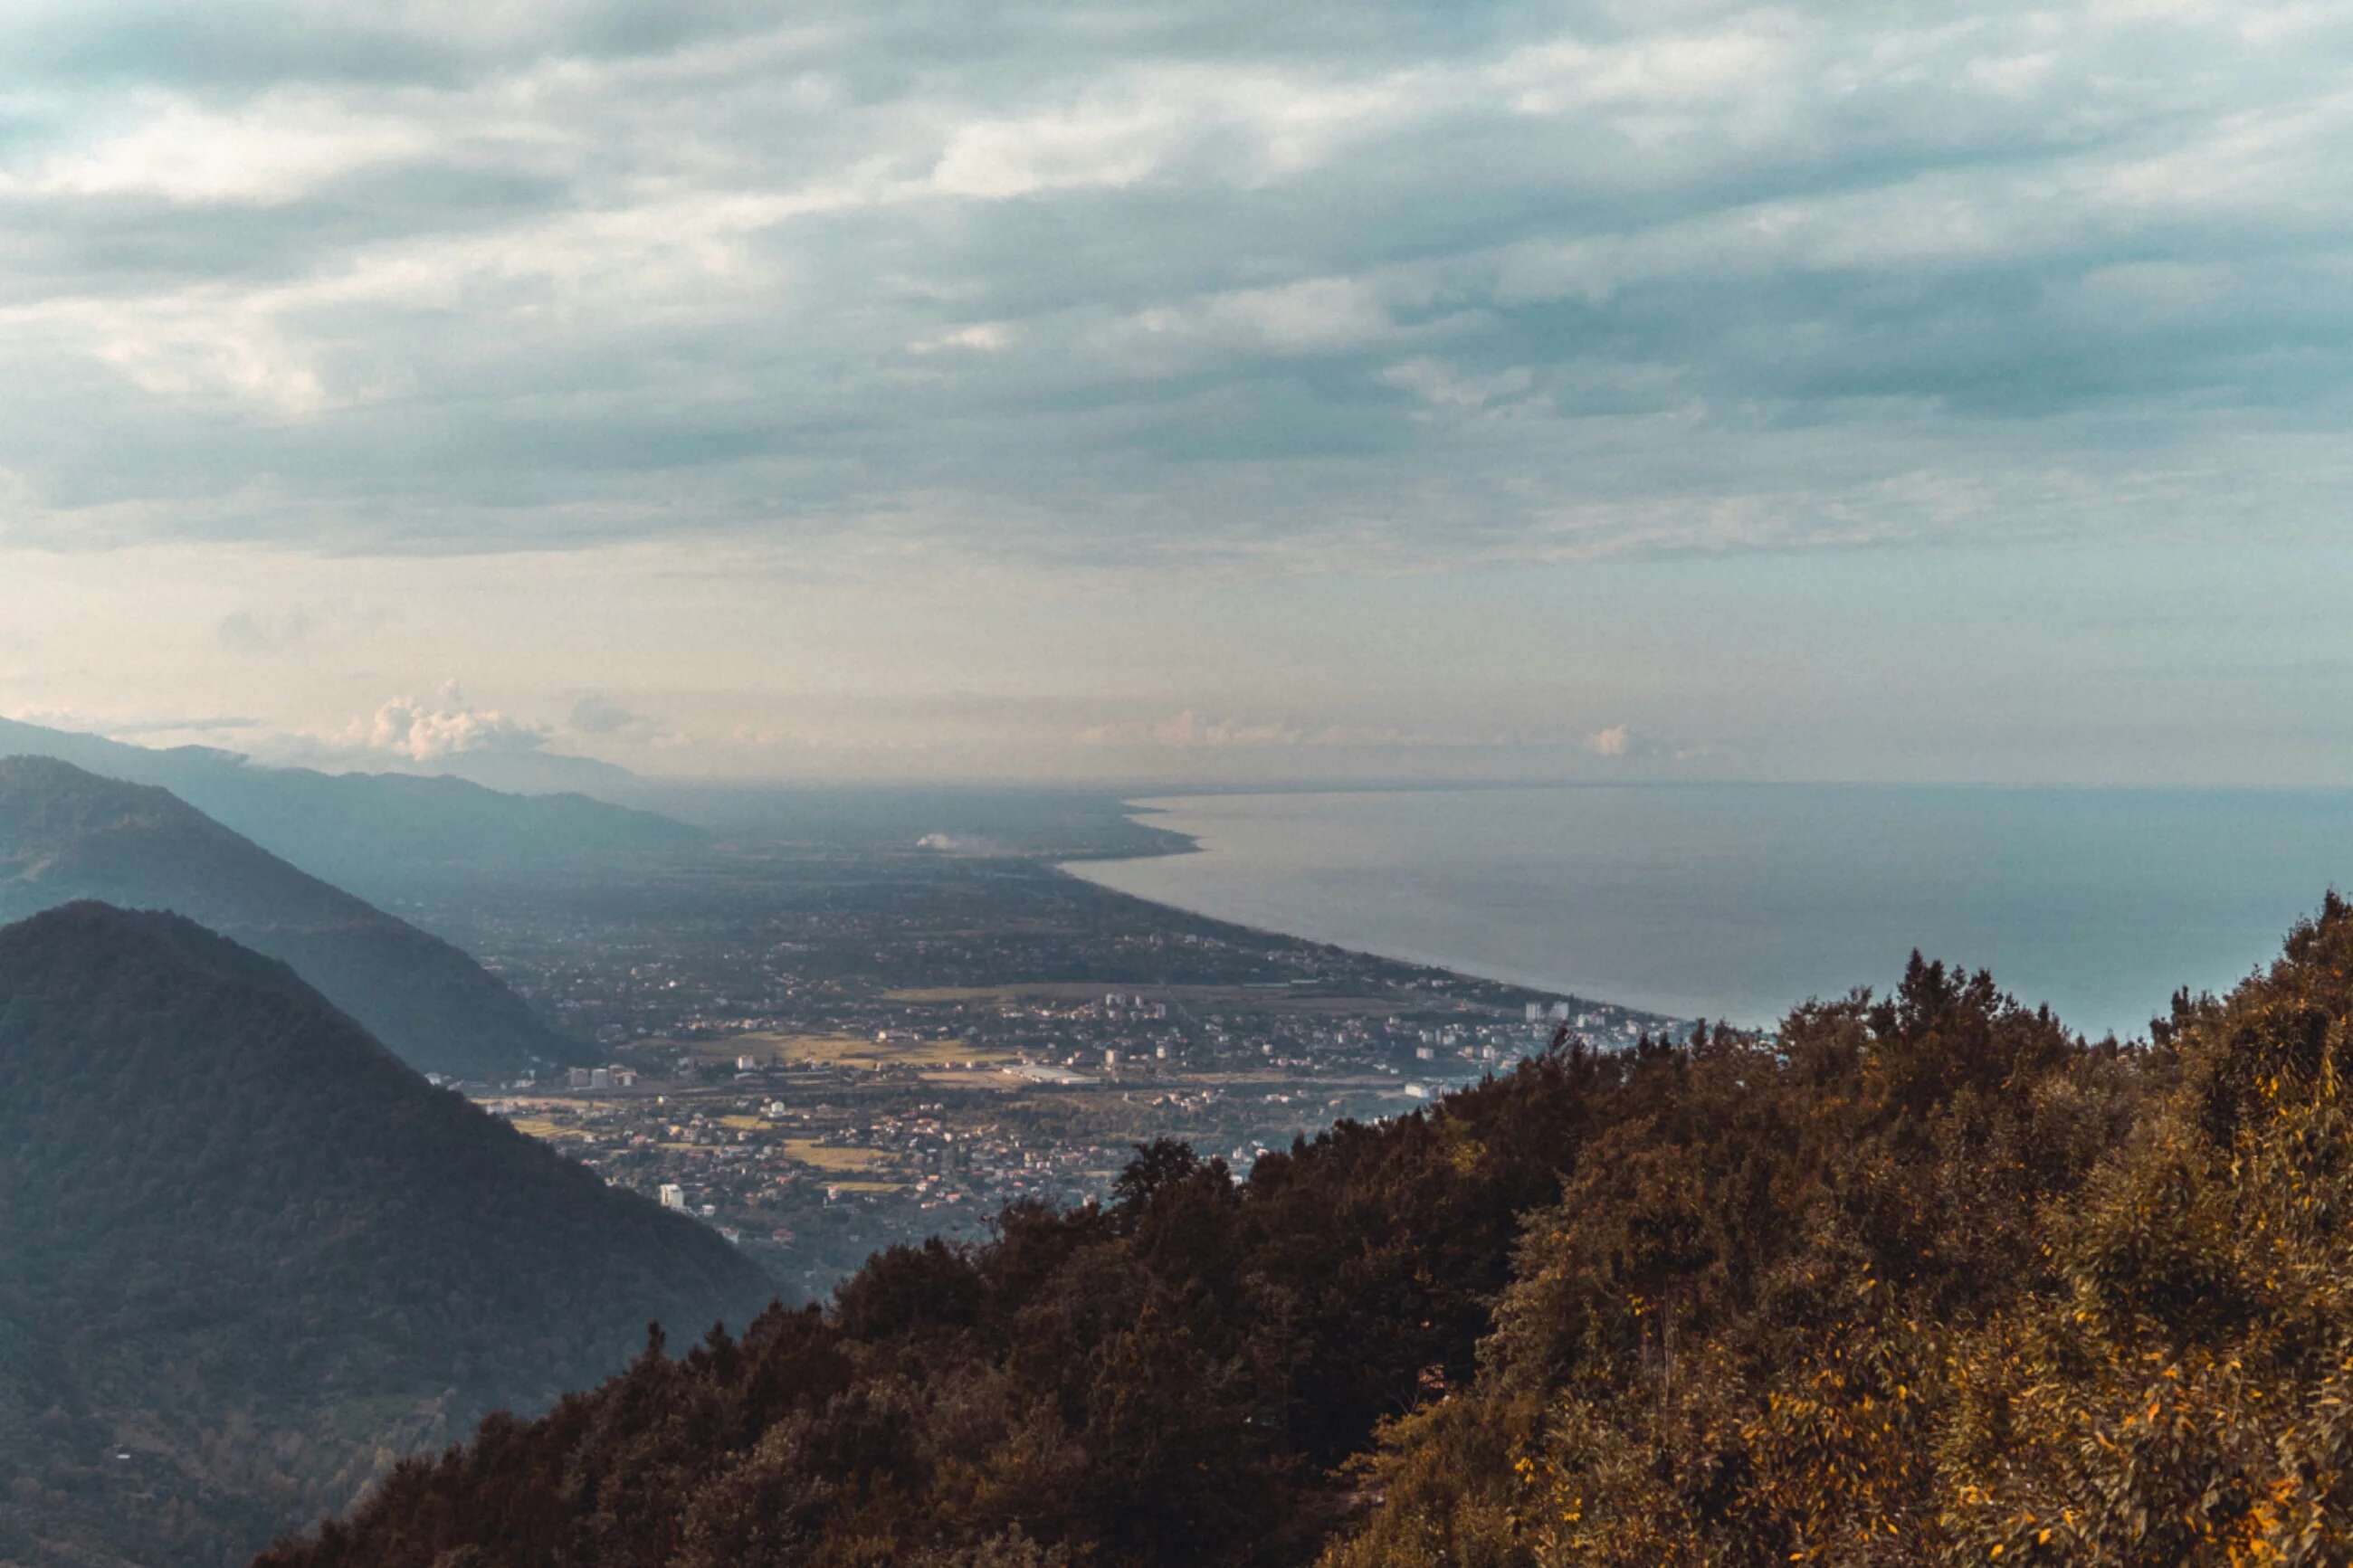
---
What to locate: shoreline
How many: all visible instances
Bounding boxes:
[1059,784,2347,1044]
[1053,794,1700,1029]
[1047,797,1204,865]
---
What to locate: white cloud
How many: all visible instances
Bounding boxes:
[910,322,1015,354]
[1490,23,1800,116]
[930,101,1186,199]
[1588,724,1633,757]
[6,91,432,205]
[354,682,546,760]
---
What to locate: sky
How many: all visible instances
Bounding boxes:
[1,0,2348,784]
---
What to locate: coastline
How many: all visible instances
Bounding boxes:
[1054,782,2353,1043]
[1048,797,1204,865]
[1054,791,1693,1027]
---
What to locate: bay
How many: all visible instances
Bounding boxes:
[1066,784,2353,1040]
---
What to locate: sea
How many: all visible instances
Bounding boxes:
[1064,784,2353,1041]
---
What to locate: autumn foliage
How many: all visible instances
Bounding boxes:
[261,897,2353,1567]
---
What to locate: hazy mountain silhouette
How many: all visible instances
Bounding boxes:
[0,717,703,904]
[0,755,581,1079]
[0,903,775,1568]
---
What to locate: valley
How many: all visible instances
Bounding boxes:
[417,843,1673,1299]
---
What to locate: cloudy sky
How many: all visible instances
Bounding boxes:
[2,0,2348,784]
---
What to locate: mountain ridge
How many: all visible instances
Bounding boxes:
[0,717,703,903]
[0,755,581,1079]
[0,902,776,1568]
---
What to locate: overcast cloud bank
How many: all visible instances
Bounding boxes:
[2,0,2346,567]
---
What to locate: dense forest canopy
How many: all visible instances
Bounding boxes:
[0,904,775,1568]
[254,892,2353,1566]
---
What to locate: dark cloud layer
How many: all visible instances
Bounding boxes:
[2,0,2347,565]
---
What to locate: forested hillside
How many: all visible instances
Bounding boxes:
[254,897,2353,1568]
[0,755,582,1079]
[0,905,776,1568]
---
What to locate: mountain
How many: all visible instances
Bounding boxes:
[0,904,776,1568]
[0,717,704,904]
[409,746,647,799]
[0,756,579,1079]
[255,899,2353,1568]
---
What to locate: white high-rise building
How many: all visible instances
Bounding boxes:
[658,1183,686,1211]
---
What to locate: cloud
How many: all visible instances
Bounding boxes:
[217,607,314,652]
[0,0,2344,568]
[1587,724,1633,758]
[909,322,1015,355]
[567,694,640,736]
[355,682,546,760]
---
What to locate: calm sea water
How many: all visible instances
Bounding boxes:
[1066,784,2353,1039]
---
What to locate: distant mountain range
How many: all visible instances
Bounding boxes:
[0,903,776,1568]
[0,756,580,1079]
[0,717,703,904]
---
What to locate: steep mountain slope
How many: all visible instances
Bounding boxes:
[256,904,2353,1568]
[0,717,703,904]
[0,904,776,1568]
[0,755,578,1079]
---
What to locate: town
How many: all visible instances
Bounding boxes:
[411,842,1676,1299]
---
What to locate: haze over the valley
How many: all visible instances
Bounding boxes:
[4,0,2349,786]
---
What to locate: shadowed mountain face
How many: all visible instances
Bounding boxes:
[0,903,776,1568]
[0,717,704,905]
[0,755,578,1079]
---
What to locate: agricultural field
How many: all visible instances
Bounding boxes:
[718,1029,1017,1071]
[505,1115,587,1141]
[884,982,1404,1014]
[779,1138,892,1173]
